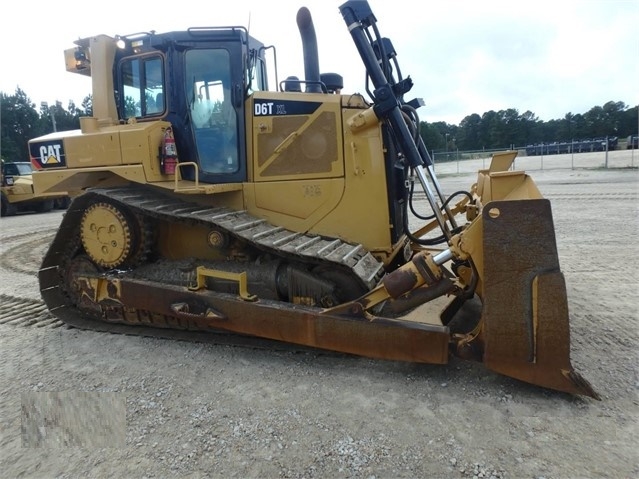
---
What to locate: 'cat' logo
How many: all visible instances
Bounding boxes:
[29,140,66,169]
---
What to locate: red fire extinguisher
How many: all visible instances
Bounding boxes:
[161,127,178,175]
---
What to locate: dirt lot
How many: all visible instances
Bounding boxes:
[0,166,637,478]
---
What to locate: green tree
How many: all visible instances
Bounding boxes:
[1,88,42,161]
[619,105,638,137]
[479,110,502,149]
[419,122,444,152]
[2,87,92,163]
[419,101,637,151]
[81,95,93,117]
[457,113,482,150]
[519,110,540,145]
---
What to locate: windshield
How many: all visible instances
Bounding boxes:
[16,163,33,175]
[185,48,238,174]
[3,163,33,176]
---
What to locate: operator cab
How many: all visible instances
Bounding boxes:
[1,162,34,186]
[113,28,268,184]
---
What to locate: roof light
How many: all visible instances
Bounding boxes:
[115,36,127,49]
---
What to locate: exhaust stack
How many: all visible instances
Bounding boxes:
[296,7,322,93]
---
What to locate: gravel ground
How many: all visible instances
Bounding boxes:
[0,165,637,478]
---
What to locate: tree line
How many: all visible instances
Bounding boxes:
[421,101,638,153]
[1,88,93,162]
[1,86,637,163]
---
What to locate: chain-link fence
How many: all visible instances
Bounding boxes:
[431,146,638,175]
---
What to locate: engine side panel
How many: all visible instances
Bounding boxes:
[246,91,394,256]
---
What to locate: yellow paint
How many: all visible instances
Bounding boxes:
[246,92,394,255]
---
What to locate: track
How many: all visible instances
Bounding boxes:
[2,186,635,360]
[32,185,389,346]
[0,191,417,359]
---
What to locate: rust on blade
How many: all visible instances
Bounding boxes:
[113,277,452,365]
[480,199,599,399]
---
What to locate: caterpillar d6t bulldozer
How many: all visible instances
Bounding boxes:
[29,1,598,398]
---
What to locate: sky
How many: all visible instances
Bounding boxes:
[1,0,637,125]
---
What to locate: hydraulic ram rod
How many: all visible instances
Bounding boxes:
[339,1,453,241]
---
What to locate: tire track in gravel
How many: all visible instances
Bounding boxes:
[0,294,65,329]
[0,232,55,275]
[550,187,639,400]
[0,230,62,328]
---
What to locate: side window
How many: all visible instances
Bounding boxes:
[247,54,268,94]
[122,59,141,118]
[120,56,165,119]
[145,58,164,115]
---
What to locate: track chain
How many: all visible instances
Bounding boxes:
[37,185,385,342]
[91,186,385,289]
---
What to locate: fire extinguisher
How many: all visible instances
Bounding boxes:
[161,127,178,175]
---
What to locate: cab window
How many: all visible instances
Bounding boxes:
[247,52,268,94]
[185,49,238,174]
[120,55,165,119]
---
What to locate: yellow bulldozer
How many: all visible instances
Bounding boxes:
[29,1,597,398]
[1,160,70,217]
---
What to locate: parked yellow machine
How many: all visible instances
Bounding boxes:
[1,160,69,217]
[29,1,597,398]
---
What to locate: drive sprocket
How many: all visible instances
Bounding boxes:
[80,202,135,269]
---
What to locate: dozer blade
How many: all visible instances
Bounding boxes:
[480,199,599,399]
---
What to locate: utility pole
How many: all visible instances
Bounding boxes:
[41,101,58,132]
